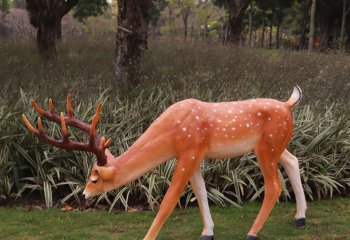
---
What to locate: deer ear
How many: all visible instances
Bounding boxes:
[96,166,115,181]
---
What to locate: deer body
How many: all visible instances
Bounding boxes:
[23,86,307,240]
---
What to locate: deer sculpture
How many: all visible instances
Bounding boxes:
[22,86,307,240]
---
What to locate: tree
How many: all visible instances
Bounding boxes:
[73,0,109,24]
[115,0,152,91]
[308,0,316,52]
[214,0,251,44]
[0,0,10,20]
[25,0,79,58]
[340,0,350,51]
[297,0,311,50]
[170,0,195,41]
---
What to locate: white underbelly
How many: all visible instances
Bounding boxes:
[205,136,258,159]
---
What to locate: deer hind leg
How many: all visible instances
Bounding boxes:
[143,151,205,240]
[279,149,307,228]
[247,143,283,239]
[190,166,214,239]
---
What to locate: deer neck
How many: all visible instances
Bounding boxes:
[111,130,175,187]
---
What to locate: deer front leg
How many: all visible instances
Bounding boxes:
[279,149,307,228]
[247,144,282,240]
[190,166,214,240]
[143,151,205,240]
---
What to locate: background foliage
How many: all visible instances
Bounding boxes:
[0,39,349,209]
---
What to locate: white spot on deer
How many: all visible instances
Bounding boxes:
[232,119,236,122]
[188,134,191,138]
[228,110,233,113]
[268,117,272,121]
[283,121,287,125]
[217,119,222,123]
[240,110,244,113]
[223,128,226,131]
[192,156,196,160]
[182,168,186,171]
[195,116,200,120]
[197,127,200,130]
[182,127,187,131]
[269,134,273,138]
[276,105,280,109]
[177,120,181,124]
[232,127,236,131]
[246,123,250,128]
[271,148,275,152]
[225,134,228,138]
[210,124,213,127]
[257,112,262,116]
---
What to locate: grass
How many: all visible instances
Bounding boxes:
[1,198,350,240]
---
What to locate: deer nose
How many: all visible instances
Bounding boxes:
[82,192,88,199]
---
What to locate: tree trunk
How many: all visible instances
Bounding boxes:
[275,8,283,49]
[318,15,330,51]
[227,0,251,44]
[55,16,62,40]
[25,0,78,58]
[299,0,311,50]
[115,0,152,91]
[223,14,230,45]
[269,17,273,48]
[308,0,316,52]
[36,15,57,59]
[260,12,265,48]
[248,2,253,47]
[182,14,188,41]
[276,23,280,49]
[340,0,349,52]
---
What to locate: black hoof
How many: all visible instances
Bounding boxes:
[246,235,258,240]
[293,218,306,229]
[199,235,214,240]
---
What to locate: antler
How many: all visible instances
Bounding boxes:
[22,94,111,166]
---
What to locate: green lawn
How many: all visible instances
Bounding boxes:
[1,198,350,240]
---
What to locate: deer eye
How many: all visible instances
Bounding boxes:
[91,180,98,184]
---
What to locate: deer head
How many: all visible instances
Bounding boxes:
[22,94,117,198]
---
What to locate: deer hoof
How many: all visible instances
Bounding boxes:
[246,235,258,240]
[199,235,214,240]
[293,218,306,229]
